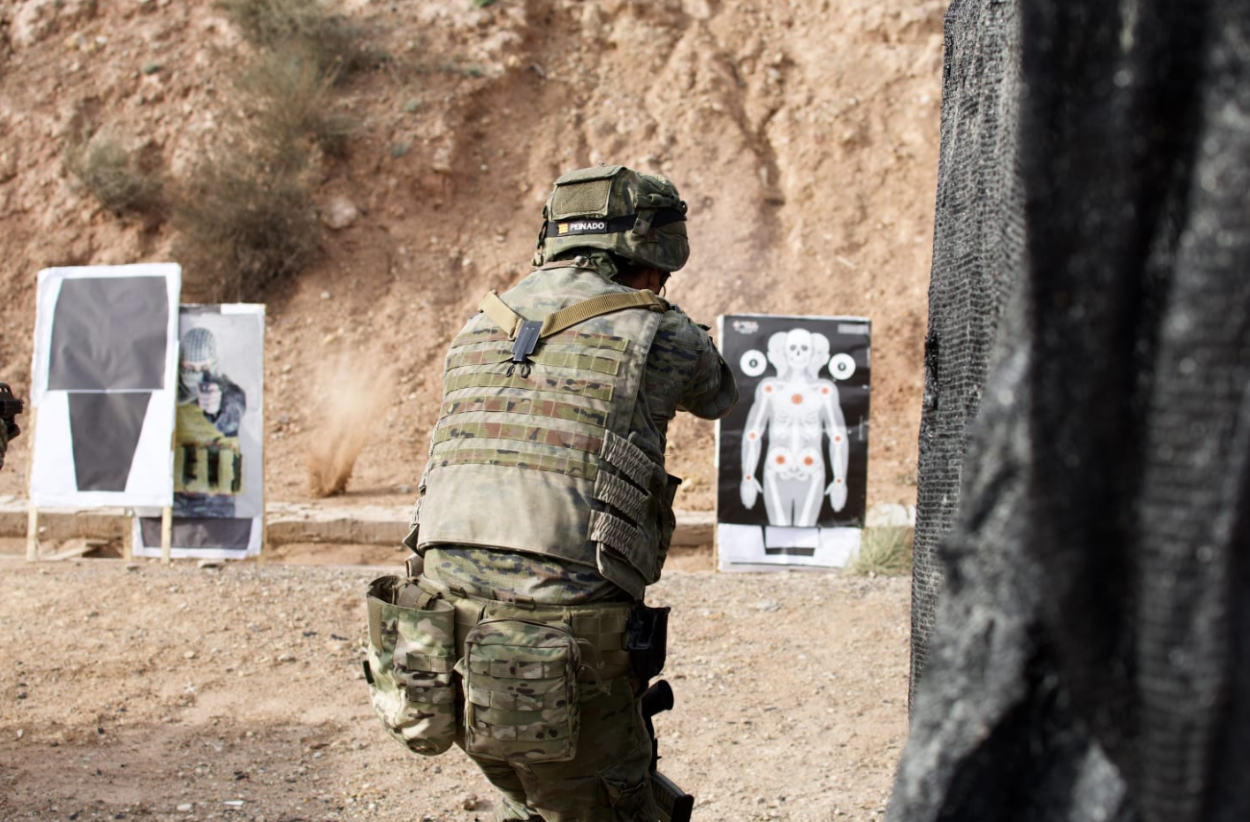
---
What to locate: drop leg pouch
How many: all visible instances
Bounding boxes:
[460,617,581,764]
[365,575,458,755]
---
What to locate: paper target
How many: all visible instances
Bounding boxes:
[740,349,768,378]
[829,353,857,381]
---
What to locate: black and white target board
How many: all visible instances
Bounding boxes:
[29,265,181,507]
[715,314,871,570]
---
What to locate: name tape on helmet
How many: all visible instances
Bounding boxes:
[557,220,609,236]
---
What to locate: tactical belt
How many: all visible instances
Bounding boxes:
[413,576,634,682]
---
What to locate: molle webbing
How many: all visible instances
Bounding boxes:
[434,421,604,454]
[432,447,598,481]
[446,348,623,376]
[440,396,609,429]
[451,326,630,353]
[443,367,615,402]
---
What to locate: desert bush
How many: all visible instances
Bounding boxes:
[172,152,320,302]
[216,0,373,78]
[851,526,914,576]
[235,48,354,164]
[64,130,163,217]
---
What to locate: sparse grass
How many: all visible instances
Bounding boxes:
[851,526,914,576]
[216,0,374,78]
[171,152,320,302]
[64,130,163,217]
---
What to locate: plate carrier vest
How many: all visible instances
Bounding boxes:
[414,260,678,599]
[174,402,243,496]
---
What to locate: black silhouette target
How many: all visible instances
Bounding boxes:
[48,276,169,491]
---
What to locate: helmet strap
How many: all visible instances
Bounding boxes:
[531,207,549,266]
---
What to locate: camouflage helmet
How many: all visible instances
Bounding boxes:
[533,165,690,272]
[180,327,218,367]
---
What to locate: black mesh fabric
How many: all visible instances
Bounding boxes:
[893,1,1250,820]
[908,0,1026,706]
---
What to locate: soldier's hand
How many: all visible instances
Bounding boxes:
[740,477,762,509]
[198,383,222,415]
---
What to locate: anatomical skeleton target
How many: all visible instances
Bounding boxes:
[715,314,871,570]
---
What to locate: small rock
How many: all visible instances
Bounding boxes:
[176,804,193,812]
[432,146,453,174]
[323,196,359,231]
[756,600,782,613]
[183,651,196,660]
[197,559,223,570]
[462,794,480,811]
[16,729,24,739]
[320,290,332,300]
[277,653,296,664]
[395,484,413,494]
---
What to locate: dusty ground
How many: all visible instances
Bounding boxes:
[0,553,909,822]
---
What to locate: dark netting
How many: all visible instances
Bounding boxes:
[909,0,1025,705]
[893,1,1250,821]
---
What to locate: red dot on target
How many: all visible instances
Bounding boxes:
[804,457,814,466]
[776,456,786,465]
[791,394,803,405]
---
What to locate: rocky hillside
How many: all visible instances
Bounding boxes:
[0,0,945,513]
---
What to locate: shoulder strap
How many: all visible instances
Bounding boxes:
[478,290,668,341]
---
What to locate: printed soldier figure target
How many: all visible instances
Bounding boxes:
[133,305,267,559]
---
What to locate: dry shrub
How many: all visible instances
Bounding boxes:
[216,0,373,78]
[235,48,354,163]
[64,130,163,217]
[307,356,395,497]
[171,152,320,302]
[851,526,914,576]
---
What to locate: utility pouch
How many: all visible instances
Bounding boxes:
[364,575,458,756]
[460,617,581,763]
[625,603,670,682]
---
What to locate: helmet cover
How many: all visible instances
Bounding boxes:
[535,165,690,272]
[180,327,218,367]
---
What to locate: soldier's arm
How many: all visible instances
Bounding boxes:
[212,379,247,436]
[671,314,738,420]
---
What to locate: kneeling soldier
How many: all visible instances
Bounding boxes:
[367,165,737,821]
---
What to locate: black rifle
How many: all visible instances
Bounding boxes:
[0,382,22,440]
[641,679,695,822]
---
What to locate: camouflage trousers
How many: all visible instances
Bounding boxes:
[432,580,661,822]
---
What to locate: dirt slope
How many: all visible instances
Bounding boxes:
[0,0,944,514]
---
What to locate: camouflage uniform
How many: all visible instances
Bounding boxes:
[374,166,736,822]
[411,250,734,821]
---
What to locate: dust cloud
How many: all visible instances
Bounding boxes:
[307,352,395,497]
